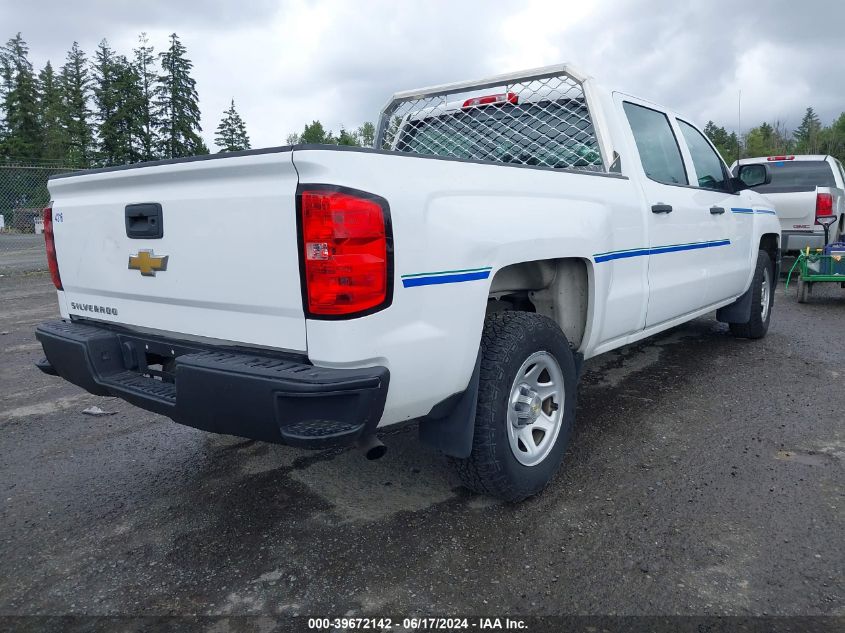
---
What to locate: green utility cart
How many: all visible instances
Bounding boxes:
[785,245,845,303]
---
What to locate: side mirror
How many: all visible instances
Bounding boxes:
[734,163,771,190]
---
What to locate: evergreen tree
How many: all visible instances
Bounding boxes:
[111,54,145,164]
[1,33,42,160]
[703,121,734,162]
[794,107,822,154]
[154,33,206,158]
[133,32,157,161]
[60,41,94,167]
[38,61,67,161]
[0,40,12,149]
[92,39,120,165]
[726,131,739,163]
[214,98,250,152]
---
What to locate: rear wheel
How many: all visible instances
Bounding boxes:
[729,249,774,339]
[452,312,576,502]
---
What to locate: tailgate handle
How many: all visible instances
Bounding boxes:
[125,203,163,239]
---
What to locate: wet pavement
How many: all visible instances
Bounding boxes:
[1,272,842,618]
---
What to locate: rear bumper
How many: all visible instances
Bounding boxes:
[35,320,389,448]
[782,230,825,253]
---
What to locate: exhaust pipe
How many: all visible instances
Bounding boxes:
[357,434,387,461]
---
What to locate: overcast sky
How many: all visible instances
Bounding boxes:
[2,0,844,149]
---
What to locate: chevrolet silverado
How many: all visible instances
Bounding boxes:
[36,65,781,501]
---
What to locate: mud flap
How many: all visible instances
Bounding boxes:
[716,283,754,324]
[418,352,481,458]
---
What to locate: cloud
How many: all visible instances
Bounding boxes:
[2,0,844,150]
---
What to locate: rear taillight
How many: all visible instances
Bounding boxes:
[43,205,63,290]
[298,187,391,317]
[816,193,833,217]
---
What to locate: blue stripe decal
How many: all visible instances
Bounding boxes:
[594,248,650,262]
[402,270,491,288]
[731,207,776,215]
[594,239,730,263]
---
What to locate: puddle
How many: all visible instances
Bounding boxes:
[0,393,93,421]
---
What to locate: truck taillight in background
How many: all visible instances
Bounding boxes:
[461,91,519,109]
[297,187,392,318]
[43,205,63,290]
[816,192,833,218]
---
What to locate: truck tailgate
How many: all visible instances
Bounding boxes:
[47,149,306,352]
[764,190,816,221]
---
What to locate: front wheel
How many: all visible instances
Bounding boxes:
[452,312,577,502]
[729,250,774,339]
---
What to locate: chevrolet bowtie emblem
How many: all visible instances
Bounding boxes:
[128,249,169,276]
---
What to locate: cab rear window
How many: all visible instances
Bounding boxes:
[396,100,603,171]
[736,160,835,193]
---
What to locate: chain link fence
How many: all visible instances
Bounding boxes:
[0,162,80,274]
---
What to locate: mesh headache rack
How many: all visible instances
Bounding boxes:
[375,64,608,172]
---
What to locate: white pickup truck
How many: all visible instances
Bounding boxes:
[732,154,845,252]
[36,65,781,501]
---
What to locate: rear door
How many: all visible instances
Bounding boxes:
[48,150,307,352]
[619,98,720,327]
[673,118,750,303]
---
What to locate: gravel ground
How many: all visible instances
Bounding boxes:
[0,234,46,275]
[0,272,842,621]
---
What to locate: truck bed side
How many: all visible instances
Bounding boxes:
[291,146,644,425]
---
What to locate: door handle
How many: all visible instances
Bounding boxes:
[710,206,726,215]
[651,204,673,214]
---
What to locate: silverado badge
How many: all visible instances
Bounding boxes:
[128,249,169,276]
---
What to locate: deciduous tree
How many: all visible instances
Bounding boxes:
[356,121,375,147]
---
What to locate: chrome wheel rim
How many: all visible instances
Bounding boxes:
[506,351,564,467]
[761,266,771,321]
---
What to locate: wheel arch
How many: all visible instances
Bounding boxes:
[486,257,593,350]
[419,256,592,459]
[759,233,779,265]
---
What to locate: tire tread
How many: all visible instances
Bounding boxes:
[452,312,574,501]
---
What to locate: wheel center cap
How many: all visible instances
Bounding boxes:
[513,386,542,427]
